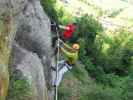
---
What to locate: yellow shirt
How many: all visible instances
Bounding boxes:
[61,47,78,65]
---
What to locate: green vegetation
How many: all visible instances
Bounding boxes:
[41,0,58,21]
[42,0,133,100]
[7,71,33,100]
[108,8,125,18]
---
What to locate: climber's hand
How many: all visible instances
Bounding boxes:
[59,39,63,43]
[58,39,64,47]
[60,42,64,47]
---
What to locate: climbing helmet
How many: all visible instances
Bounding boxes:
[72,43,80,50]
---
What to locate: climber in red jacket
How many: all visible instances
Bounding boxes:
[51,20,77,49]
[59,23,76,40]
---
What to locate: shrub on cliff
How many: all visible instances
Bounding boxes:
[7,71,33,100]
[41,0,58,21]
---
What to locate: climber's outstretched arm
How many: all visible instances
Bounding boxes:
[59,25,70,30]
[59,39,75,52]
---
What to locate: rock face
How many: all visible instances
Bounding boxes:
[0,0,54,100]
[10,42,48,100]
[14,0,53,87]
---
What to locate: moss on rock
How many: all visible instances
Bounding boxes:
[7,70,34,100]
[0,12,16,100]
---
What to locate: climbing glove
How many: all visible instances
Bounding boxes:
[59,39,64,47]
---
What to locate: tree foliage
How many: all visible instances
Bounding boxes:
[41,1,133,100]
[41,0,58,21]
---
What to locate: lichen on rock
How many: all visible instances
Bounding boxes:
[0,5,16,100]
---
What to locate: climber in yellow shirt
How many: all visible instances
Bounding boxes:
[52,39,80,86]
[60,40,79,65]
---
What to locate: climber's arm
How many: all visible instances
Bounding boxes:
[60,47,73,57]
[59,39,75,52]
[59,25,70,30]
[63,43,74,51]
[60,47,78,65]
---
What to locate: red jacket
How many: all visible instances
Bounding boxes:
[63,24,75,40]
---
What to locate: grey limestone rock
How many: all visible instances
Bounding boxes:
[10,42,49,100]
[3,0,55,100]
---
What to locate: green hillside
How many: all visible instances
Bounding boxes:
[57,0,133,31]
[42,0,133,100]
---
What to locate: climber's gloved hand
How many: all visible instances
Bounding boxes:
[58,39,64,47]
[55,39,62,47]
[59,39,63,43]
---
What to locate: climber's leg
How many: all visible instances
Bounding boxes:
[58,60,66,70]
[51,60,65,71]
[55,62,72,86]
[52,60,72,86]
[55,66,68,86]
[52,60,65,86]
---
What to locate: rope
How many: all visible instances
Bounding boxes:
[55,24,60,100]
